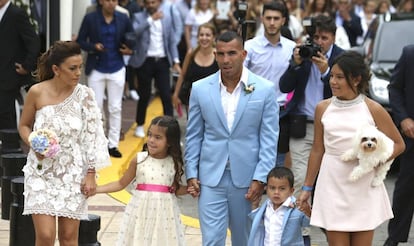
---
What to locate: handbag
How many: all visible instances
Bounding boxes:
[289,114,307,138]
[278,115,290,153]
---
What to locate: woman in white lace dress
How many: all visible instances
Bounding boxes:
[18,41,110,246]
[96,116,189,246]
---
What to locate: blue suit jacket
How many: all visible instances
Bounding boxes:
[279,44,344,115]
[128,6,179,68]
[76,9,133,75]
[334,11,363,47]
[185,69,279,187]
[389,44,414,150]
[248,197,310,246]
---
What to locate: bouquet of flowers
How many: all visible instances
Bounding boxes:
[29,129,61,169]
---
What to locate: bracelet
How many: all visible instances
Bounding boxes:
[301,185,314,191]
[87,166,96,175]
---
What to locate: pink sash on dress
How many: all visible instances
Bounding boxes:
[136,184,173,193]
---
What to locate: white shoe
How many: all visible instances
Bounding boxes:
[134,126,145,138]
[130,90,139,101]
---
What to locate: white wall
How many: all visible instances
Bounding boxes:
[71,0,91,39]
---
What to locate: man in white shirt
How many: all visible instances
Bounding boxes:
[244,1,296,166]
[129,0,181,138]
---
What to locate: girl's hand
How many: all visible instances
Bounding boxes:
[81,174,97,198]
[296,190,311,210]
[187,185,200,197]
[297,199,312,217]
[187,178,200,198]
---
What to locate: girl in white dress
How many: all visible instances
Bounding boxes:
[96,116,189,246]
[296,51,405,245]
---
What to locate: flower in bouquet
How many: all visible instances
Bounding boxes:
[29,129,61,169]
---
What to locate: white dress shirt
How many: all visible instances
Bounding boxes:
[244,35,296,106]
[146,16,166,58]
[219,67,249,131]
[264,196,293,246]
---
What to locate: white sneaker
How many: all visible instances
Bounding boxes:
[129,90,139,101]
[134,125,145,138]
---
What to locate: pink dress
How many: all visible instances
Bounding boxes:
[310,95,393,231]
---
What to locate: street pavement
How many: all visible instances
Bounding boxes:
[0,98,413,245]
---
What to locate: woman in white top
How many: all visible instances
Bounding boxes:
[356,0,377,46]
[185,0,215,51]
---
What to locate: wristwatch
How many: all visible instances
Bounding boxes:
[253,180,266,185]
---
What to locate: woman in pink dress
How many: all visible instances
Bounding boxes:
[296,51,405,245]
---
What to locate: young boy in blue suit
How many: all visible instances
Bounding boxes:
[248,167,311,246]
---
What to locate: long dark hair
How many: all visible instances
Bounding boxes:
[332,51,371,94]
[34,41,81,82]
[143,116,184,194]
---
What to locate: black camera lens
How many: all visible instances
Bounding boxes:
[298,41,321,59]
[299,46,313,59]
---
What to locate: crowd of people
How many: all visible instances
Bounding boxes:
[1,0,414,245]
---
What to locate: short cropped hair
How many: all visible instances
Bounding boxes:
[262,1,288,17]
[313,14,337,35]
[216,31,243,45]
[267,167,295,188]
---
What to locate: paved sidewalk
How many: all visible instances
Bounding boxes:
[1,98,413,245]
[0,191,213,246]
[0,174,411,246]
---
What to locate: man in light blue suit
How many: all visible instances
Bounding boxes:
[185,31,280,246]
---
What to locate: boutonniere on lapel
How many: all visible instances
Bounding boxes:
[244,83,255,95]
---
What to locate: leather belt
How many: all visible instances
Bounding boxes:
[147,56,166,62]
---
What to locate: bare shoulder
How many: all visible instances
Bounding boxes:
[364,97,388,116]
[314,99,331,123]
[26,80,53,109]
[26,81,49,99]
[364,96,394,126]
[316,98,331,114]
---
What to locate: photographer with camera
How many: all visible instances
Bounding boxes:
[279,14,344,244]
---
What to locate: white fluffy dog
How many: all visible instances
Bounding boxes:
[341,124,394,187]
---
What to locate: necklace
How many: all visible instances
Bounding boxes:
[332,94,364,107]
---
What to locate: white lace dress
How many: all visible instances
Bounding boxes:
[22,84,110,220]
[116,152,185,246]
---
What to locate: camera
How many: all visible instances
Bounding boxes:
[299,40,322,59]
[237,0,248,24]
[298,17,321,59]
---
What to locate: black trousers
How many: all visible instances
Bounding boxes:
[126,65,136,91]
[135,57,173,125]
[388,141,414,242]
[0,89,18,130]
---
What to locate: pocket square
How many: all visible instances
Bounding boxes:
[247,100,263,104]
